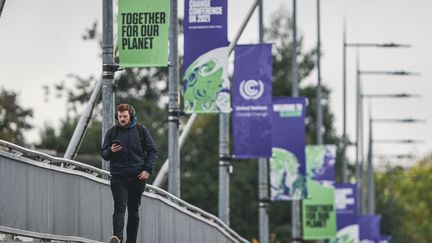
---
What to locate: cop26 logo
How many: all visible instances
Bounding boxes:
[239,80,264,100]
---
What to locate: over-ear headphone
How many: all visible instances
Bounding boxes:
[127,104,136,119]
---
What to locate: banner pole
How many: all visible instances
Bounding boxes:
[291,0,302,241]
[316,1,324,242]
[257,0,269,242]
[168,0,180,197]
[101,0,116,174]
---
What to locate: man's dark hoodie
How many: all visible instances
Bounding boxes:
[101,115,157,177]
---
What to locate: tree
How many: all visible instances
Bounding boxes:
[376,155,432,243]
[0,87,33,146]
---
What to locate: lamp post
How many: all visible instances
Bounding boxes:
[341,23,410,182]
[373,139,425,144]
[367,116,425,214]
[257,1,269,242]
[375,154,415,160]
[362,93,421,99]
[316,0,323,145]
[101,0,116,173]
[355,64,418,213]
[291,1,301,241]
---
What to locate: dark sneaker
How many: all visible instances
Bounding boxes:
[109,236,120,243]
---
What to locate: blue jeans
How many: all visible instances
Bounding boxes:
[110,175,146,243]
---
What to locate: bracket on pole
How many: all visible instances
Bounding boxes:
[168,108,181,123]
[102,63,121,79]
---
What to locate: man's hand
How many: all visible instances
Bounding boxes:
[138,170,149,181]
[111,144,123,153]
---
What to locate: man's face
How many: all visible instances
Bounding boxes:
[117,110,131,127]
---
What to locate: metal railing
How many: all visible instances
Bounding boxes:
[0,139,248,243]
[0,226,102,243]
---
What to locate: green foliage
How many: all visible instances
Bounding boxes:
[0,87,33,145]
[39,118,102,155]
[181,115,219,213]
[376,156,432,243]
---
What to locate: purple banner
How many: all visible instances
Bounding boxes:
[270,97,307,200]
[232,44,273,158]
[332,183,359,243]
[306,145,336,185]
[183,0,230,113]
[359,215,381,243]
[184,0,227,69]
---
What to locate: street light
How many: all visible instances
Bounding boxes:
[358,70,420,76]
[373,139,425,144]
[372,118,426,123]
[362,93,421,99]
[375,154,415,160]
[366,116,426,214]
[354,64,419,213]
[341,23,410,182]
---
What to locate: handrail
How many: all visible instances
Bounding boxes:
[0,139,249,243]
[0,225,102,243]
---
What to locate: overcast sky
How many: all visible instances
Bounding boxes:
[1,0,431,168]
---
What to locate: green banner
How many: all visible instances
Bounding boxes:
[118,0,169,67]
[302,180,337,239]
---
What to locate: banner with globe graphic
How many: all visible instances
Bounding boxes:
[302,145,337,239]
[232,44,273,158]
[305,145,336,186]
[183,0,230,113]
[270,97,307,200]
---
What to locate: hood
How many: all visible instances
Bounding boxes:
[116,115,137,129]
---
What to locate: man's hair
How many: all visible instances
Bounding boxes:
[116,103,131,113]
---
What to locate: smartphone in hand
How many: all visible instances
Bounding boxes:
[112,139,121,145]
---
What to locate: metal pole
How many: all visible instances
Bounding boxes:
[370,144,375,215]
[219,112,230,225]
[355,55,361,213]
[359,82,367,214]
[316,2,325,243]
[219,0,260,226]
[153,113,197,187]
[101,0,115,172]
[367,109,373,214]
[64,80,102,160]
[291,0,298,97]
[0,0,6,19]
[153,0,260,188]
[258,0,269,242]
[168,0,180,197]
[258,158,269,243]
[342,19,348,182]
[316,0,323,145]
[228,0,260,53]
[291,0,301,241]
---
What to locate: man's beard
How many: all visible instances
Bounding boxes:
[120,120,130,127]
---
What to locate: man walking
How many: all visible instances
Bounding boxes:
[101,104,158,243]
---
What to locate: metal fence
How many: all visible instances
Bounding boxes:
[0,140,248,243]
